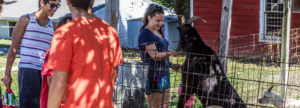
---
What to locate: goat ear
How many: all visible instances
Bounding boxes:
[268,85,274,92]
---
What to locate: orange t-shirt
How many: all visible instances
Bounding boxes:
[47,17,122,108]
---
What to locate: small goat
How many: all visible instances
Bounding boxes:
[258,86,300,108]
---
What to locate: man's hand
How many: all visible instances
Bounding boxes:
[2,75,12,89]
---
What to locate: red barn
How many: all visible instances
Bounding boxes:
[192,0,300,59]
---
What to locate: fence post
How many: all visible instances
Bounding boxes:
[218,0,233,73]
[280,0,291,98]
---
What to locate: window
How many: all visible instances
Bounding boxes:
[8,21,16,37]
[260,0,284,42]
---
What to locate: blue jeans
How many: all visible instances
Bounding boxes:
[18,68,42,108]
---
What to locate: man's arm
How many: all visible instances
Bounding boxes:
[2,15,29,89]
[47,70,68,108]
[113,66,118,84]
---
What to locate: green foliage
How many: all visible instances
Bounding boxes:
[0,39,11,48]
[152,0,174,9]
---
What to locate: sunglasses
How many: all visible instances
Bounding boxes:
[151,5,163,11]
[43,0,61,9]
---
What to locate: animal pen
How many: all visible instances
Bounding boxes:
[112,28,300,108]
[112,1,300,108]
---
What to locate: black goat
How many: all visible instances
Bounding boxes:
[176,17,247,108]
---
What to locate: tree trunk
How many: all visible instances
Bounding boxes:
[174,0,190,51]
[174,0,190,23]
[105,0,119,31]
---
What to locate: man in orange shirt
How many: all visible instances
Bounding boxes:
[46,0,122,108]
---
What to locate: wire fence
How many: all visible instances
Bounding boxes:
[112,27,300,108]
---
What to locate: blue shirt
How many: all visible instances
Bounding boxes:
[138,28,170,77]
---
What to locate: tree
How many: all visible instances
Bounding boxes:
[152,0,190,23]
[152,0,174,9]
[105,0,119,31]
[173,0,190,23]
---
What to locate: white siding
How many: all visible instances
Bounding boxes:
[127,20,143,49]
[0,21,10,38]
[93,0,175,48]
[127,19,180,50]
[94,8,106,20]
[94,7,129,47]
[165,22,180,51]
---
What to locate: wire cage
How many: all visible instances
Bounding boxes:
[224,27,300,108]
[112,27,300,108]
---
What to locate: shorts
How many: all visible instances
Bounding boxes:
[146,75,170,95]
[18,68,42,108]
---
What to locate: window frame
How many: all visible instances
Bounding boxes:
[293,0,300,13]
[259,0,284,42]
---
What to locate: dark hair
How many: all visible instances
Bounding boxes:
[39,0,48,8]
[89,0,94,7]
[39,0,60,9]
[140,4,165,37]
[69,0,92,11]
[57,16,72,28]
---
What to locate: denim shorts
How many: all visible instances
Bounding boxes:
[146,75,170,95]
[18,68,42,108]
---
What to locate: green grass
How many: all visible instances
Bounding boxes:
[0,39,11,48]
[226,58,300,108]
[0,55,20,103]
[0,39,19,103]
